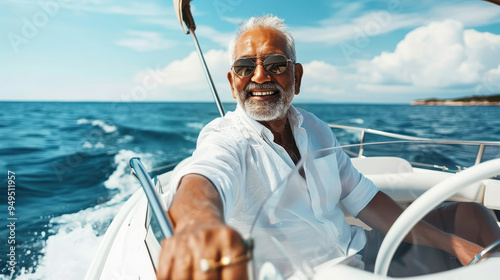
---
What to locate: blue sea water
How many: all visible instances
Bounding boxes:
[0,101,499,279]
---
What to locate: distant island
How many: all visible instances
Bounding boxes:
[411,94,500,106]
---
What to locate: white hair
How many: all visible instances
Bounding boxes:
[228,15,296,65]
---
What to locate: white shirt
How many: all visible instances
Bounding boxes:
[168,105,379,258]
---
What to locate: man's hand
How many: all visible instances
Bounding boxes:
[156,174,249,280]
[157,220,249,279]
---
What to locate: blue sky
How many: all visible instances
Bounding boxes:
[1,0,500,103]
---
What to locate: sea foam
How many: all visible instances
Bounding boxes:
[15,150,154,280]
[77,118,118,133]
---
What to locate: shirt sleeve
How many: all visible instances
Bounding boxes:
[166,123,245,220]
[334,136,379,217]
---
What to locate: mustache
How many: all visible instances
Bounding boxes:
[243,82,285,93]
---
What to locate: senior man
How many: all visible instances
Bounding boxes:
[157,15,500,280]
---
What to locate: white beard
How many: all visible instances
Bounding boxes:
[235,80,295,121]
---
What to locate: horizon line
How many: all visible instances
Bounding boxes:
[0,100,410,105]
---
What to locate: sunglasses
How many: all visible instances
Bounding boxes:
[231,54,293,77]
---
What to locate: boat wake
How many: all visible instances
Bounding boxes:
[12,150,153,280]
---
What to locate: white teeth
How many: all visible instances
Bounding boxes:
[251,91,275,96]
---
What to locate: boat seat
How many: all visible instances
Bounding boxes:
[351,156,413,175]
[373,172,499,207]
[484,179,500,210]
[157,156,498,209]
[351,156,492,206]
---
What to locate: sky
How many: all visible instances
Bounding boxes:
[1,0,500,103]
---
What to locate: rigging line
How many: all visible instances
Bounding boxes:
[190,28,225,117]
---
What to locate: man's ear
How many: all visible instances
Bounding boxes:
[294,63,304,95]
[227,71,237,99]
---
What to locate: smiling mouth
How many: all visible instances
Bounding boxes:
[249,91,279,97]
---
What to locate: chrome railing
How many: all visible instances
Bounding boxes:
[328,124,500,165]
[130,157,174,239]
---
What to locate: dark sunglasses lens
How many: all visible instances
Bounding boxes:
[233,59,255,77]
[264,55,289,74]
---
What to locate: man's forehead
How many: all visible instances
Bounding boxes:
[234,26,287,58]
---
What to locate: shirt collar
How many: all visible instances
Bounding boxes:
[287,105,304,129]
[235,104,303,141]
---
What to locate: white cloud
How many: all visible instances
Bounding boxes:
[146,49,229,86]
[127,20,500,103]
[291,2,500,45]
[140,17,181,31]
[196,25,234,48]
[292,10,422,45]
[358,19,500,88]
[296,19,500,102]
[1,80,135,101]
[464,29,500,72]
[430,3,500,27]
[221,16,245,25]
[324,2,365,22]
[292,60,351,101]
[115,30,176,51]
[302,85,346,97]
[303,60,343,83]
[137,19,233,49]
[486,65,500,83]
[133,49,234,101]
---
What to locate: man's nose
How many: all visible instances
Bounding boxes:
[251,64,272,84]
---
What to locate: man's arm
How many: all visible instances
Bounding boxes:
[357,191,483,266]
[156,174,248,280]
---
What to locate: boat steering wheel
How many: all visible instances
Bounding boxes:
[373,158,500,276]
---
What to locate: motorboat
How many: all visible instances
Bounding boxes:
[84,125,500,279]
[85,0,500,279]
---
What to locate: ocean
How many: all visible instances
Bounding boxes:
[1,101,500,279]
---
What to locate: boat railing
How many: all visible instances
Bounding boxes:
[130,157,173,239]
[328,124,500,166]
